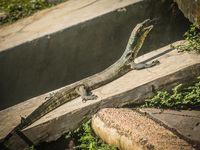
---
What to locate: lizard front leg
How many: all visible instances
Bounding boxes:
[76,85,98,103]
[129,60,160,70]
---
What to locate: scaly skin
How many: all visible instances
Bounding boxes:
[1,19,159,148]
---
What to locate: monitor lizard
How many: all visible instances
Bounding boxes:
[1,19,160,149]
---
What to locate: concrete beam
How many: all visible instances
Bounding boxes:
[0,41,200,149]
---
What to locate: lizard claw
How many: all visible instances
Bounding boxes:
[152,60,160,65]
[91,94,98,100]
[82,94,98,103]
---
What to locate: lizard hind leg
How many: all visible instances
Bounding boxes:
[130,60,160,70]
[75,85,98,103]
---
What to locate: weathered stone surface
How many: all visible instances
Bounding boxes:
[0,41,200,149]
[174,0,200,28]
[92,108,195,150]
[140,108,200,143]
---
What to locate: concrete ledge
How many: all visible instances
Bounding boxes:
[1,41,200,149]
[0,0,143,51]
[139,108,200,143]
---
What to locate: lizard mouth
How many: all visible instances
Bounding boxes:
[143,25,153,31]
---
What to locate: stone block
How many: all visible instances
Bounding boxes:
[92,108,195,150]
[174,0,200,28]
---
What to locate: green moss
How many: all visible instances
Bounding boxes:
[66,120,117,150]
[170,23,200,52]
[29,146,36,150]
[141,76,200,110]
[0,0,60,25]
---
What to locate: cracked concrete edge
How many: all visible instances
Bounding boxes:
[139,108,200,149]
[140,109,200,118]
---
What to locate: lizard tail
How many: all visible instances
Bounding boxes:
[1,124,23,149]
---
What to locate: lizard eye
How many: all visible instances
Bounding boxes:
[125,52,131,59]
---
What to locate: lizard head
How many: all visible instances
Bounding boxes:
[123,19,153,63]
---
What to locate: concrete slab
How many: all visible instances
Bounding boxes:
[0,41,200,149]
[139,108,200,143]
[0,0,191,109]
[0,0,143,51]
